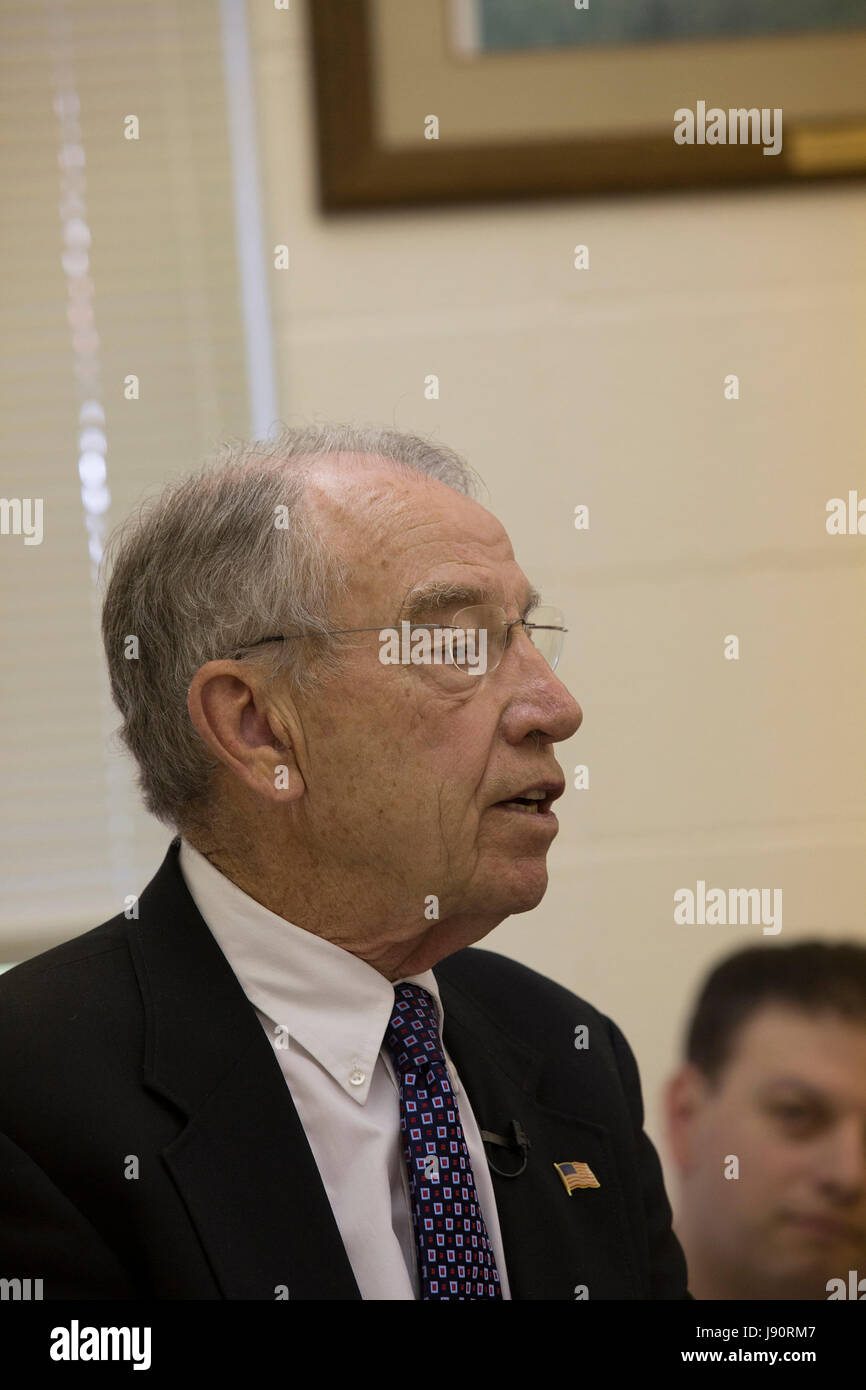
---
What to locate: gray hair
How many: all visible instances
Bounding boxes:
[100,422,484,830]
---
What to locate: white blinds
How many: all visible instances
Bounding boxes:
[0,0,256,958]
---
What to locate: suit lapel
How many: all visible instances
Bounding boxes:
[128,841,361,1299]
[127,841,639,1300]
[437,970,643,1300]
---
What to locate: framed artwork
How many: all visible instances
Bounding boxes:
[309,0,866,209]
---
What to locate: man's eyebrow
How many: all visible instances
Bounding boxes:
[758,1079,834,1107]
[398,581,541,624]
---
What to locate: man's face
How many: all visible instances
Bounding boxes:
[670,1005,866,1298]
[267,457,583,970]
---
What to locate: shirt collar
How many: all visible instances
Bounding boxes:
[177,838,458,1103]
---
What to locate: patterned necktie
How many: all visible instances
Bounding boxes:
[384,981,503,1300]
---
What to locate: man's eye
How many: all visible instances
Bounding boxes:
[771,1104,815,1127]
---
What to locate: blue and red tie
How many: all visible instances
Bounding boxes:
[384,981,503,1299]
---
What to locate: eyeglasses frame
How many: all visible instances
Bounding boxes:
[235,605,567,674]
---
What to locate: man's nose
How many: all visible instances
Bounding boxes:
[546,671,583,741]
[510,629,583,740]
[816,1121,866,1201]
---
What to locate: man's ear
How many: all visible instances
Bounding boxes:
[664,1063,710,1177]
[187,660,305,804]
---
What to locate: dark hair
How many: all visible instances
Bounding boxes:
[685,941,866,1085]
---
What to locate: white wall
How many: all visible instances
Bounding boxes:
[250,2,866,1192]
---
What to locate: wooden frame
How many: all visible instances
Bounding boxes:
[308,0,866,211]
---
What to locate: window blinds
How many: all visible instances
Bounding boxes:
[0,0,254,959]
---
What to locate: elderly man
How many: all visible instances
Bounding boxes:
[0,424,689,1300]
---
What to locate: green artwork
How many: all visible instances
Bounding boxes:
[469,0,866,50]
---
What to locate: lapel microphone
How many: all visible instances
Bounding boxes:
[481,1119,530,1177]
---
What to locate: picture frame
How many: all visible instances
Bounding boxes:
[308,0,866,210]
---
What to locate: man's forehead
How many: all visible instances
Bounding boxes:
[303,454,519,584]
[723,1004,866,1096]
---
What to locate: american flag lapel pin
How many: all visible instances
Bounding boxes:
[554,1160,600,1193]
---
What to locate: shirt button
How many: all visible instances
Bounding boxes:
[349,1067,366,1086]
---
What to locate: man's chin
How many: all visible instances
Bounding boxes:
[759,1233,857,1298]
[484,861,549,916]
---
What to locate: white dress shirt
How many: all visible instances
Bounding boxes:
[178,838,512,1300]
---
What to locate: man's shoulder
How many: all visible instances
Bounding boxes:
[0,915,145,1106]
[0,839,182,1015]
[435,944,613,1039]
[0,911,147,1151]
[435,946,642,1133]
[0,911,132,1009]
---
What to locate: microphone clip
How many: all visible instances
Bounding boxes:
[481,1119,530,1177]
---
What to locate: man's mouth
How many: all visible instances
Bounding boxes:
[497,793,546,814]
[492,783,564,816]
[782,1212,864,1242]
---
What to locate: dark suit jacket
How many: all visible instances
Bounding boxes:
[0,839,690,1299]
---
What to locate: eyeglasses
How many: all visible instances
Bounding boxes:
[243,603,567,687]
